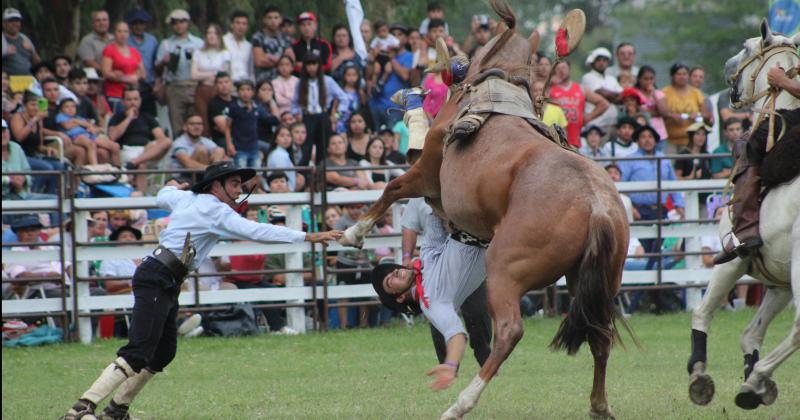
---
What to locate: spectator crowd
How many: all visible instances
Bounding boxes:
[3,2,756,332]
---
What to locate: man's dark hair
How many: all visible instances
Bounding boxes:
[53,54,72,65]
[604,163,621,173]
[230,10,248,22]
[40,77,60,89]
[689,66,704,76]
[723,117,742,130]
[22,91,40,104]
[184,113,203,123]
[289,121,305,131]
[215,71,231,82]
[427,1,443,12]
[615,42,635,53]
[267,171,289,185]
[67,68,87,82]
[123,85,140,96]
[373,20,387,32]
[428,18,445,31]
[263,5,281,17]
[31,61,55,76]
[236,80,255,90]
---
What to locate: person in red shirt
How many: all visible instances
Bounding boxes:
[291,12,333,73]
[549,60,608,148]
[101,21,145,114]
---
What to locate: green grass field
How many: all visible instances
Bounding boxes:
[3,309,798,419]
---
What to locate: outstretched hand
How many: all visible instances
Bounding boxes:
[426,364,457,391]
[306,230,344,244]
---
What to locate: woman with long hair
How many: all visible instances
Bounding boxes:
[267,125,305,191]
[291,53,348,163]
[344,111,371,161]
[358,137,405,189]
[635,65,667,140]
[101,21,145,113]
[658,63,713,154]
[192,23,231,136]
[330,24,363,84]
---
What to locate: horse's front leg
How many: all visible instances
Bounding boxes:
[338,165,427,248]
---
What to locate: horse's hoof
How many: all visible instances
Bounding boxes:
[689,372,715,405]
[440,409,461,420]
[761,378,778,406]
[588,408,615,419]
[735,384,763,410]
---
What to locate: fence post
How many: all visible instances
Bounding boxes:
[74,209,93,344]
[683,191,703,310]
[285,204,306,333]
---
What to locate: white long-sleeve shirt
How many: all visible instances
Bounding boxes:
[156,186,306,270]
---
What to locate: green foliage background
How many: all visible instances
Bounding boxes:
[5,0,768,91]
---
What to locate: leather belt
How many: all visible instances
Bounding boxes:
[151,246,190,281]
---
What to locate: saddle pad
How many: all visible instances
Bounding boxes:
[458,77,537,121]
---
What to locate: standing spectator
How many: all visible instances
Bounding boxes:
[360,20,373,49]
[358,137,404,189]
[581,47,622,135]
[67,69,100,123]
[659,63,713,155]
[272,56,299,117]
[101,21,145,114]
[717,90,752,134]
[98,226,143,294]
[281,17,297,39]
[367,27,413,132]
[9,92,70,189]
[108,86,171,191]
[252,5,295,83]
[368,20,401,95]
[690,66,715,128]
[710,117,742,180]
[337,63,365,134]
[224,80,278,168]
[78,10,112,71]
[325,134,369,190]
[330,24,362,84]
[608,117,640,157]
[267,126,304,191]
[223,10,254,84]
[419,2,450,35]
[207,72,234,148]
[291,12,333,73]
[408,29,426,86]
[578,125,611,159]
[291,53,347,163]
[607,43,639,79]
[125,10,159,117]
[635,65,668,140]
[550,60,608,148]
[675,121,712,180]
[2,8,41,75]
[254,79,281,157]
[618,124,685,268]
[156,9,203,137]
[168,113,224,171]
[466,17,491,59]
[53,55,72,83]
[531,80,567,128]
[192,23,231,136]
[535,55,552,83]
[618,87,651,127]
[344,112,370,161]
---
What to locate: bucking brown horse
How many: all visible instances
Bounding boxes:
[341,1,631,418]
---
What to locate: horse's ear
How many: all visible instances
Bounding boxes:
[528,30,540,57]
[760,18,773,45]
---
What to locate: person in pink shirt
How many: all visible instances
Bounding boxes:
[422,71,447,119]
[271,55,298,116]
[635,65,667,140]
[101,21,145,113]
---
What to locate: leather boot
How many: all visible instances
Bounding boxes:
[713,165,763,265]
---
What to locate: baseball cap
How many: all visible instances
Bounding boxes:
[125,9,152,24]
[166,9,190,24]
[585,47,613,66]
[296,12,316,23]
[3,8,22,21]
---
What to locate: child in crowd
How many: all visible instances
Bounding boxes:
[619,87,651,127]
[56,98,120,166]
[369,20,400,95]
[267,126,305,191]
[225,80,278,168]
[617,70,635,89]
[579,125,611,159]
[280,111,296,127]
[289,121,310,167]
[337,64,365,134]
[272,56,299,116]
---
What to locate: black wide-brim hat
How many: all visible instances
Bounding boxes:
[371,263,422,315]
[633,124,662,143]
[191,161,256,193]
[109,225,143,241]
[11,215,44,232]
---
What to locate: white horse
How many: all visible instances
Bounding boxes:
[687,20,800,410]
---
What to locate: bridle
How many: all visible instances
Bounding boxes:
[729,41,799,151]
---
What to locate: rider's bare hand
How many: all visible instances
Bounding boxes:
[307,231,344,244]
[426,364,457,391]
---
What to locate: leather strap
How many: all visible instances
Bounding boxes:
[151,246,190,281]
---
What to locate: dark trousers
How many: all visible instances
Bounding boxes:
[429,282,492,366]
[302,112,331,164]
[634,204,664,270]
[117,258,179,373]
[231,280,286,331]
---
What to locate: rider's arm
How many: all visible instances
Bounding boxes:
[767,66,800,99]
[401,228,418,267]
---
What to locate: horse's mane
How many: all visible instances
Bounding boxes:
[479,0,517,68]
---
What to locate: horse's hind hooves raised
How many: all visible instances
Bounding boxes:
[761,378,778,406]
[689,372,715,406]
[735,384,764,410]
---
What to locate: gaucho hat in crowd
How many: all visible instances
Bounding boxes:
[633,124,661,143]
[191,161,256,193]
[11,215,44,233]
[109,225,142,241]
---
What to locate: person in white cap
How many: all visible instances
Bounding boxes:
[2,7,41,75]
[581,47,622,136]
[155,9,204,136]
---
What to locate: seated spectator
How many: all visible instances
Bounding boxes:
[192,23,231,135]
[207,72,234,148]
[325,134,370,190]
[66,69,101,124]
[272,56,299,116]
[84,68,112,128]
[28,62,78,105]
[224,80,278,168]
[108,210,131,231]
[56,98,120,166]
[344,112,371,161]
[89,210,110,240]
[52,55,72,83]
[378,125,405,163]
[3,71,22,117]
[280,110,296,127]
[8,92,70,191]
[267,126,304,191]
[168,113,225,172]
[2,8,41,76]
[255,79,281,156]
[2,119,56,225]
[108,86,171,191]
[40,78,97,166]
[700,203,725,269]
[531,80,567,129]
[359,137,405,189]
[608,117,640,157]
[101,21,145,114]
[289,121,310,167]
[324,206,342,231]
[392,119,409,156]
[605,163,633,222]
[675,121,712,180]
[711,117,742,180]
[579,125,611,159]
[98,225,142,294]
[618,87,650,127]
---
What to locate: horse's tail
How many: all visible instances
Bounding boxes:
[550,214,634,355]
[490,0,516,31]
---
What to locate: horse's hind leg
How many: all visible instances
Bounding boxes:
[740,287,792,377]
[588,336,613,419]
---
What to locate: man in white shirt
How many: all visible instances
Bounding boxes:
[223,10,254,83]
[581,47,622,134]
[373,209,488,391]
[606,43,639,80]
[63,162,342,420]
